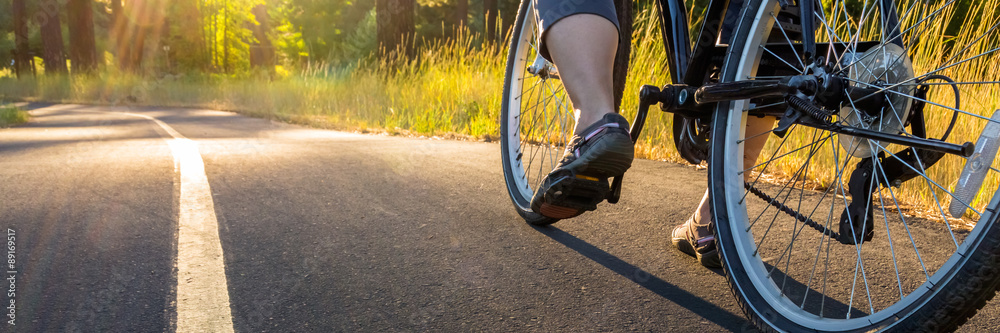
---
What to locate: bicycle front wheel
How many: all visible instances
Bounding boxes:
[711,0,1000,331]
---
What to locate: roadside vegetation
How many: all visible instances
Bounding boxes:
[0,104,28,128]
[0,35,505,140]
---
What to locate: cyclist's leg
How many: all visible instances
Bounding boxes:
[529,0,635,219]
[534,0,620,134]
[675,116,775,267]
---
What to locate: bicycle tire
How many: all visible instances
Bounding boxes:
[500,0,631,225]
[710,0,1000,331]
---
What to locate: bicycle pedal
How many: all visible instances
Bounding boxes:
[543,174,611,212]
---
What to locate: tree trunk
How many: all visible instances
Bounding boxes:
[223,0,229,73]
[12,0,30,78]
[166,0,206,71]
[110,0,131,70]
[38,0,67,74]
[201,1,211,69]
[68,0,99,73]
[208,2,217,69]
[376,0,415,62]
[120,0,168,72]
[249,4,274,68]
[130,25,148,70]
[455,0,468,29]
[484,0,497,42]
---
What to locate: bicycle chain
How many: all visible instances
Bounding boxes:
[744,182,841,240]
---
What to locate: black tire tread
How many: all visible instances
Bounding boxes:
[892,209,1000,332]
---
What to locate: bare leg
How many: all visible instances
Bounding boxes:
[544,14,619,135]
[693,116,776,224]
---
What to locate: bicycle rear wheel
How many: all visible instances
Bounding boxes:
[500,0,631,225]
[711,0,1000,331]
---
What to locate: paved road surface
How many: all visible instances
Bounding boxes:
[1,104,998,332]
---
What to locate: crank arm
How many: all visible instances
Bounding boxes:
[653,76,817,120]
[608,85,664,204]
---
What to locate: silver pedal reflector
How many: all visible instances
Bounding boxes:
[951,109,1000,218]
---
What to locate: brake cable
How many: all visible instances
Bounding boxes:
[916,74,960,141]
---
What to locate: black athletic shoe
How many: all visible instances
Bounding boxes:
[530,113,634,219]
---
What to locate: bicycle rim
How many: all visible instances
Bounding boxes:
[711,0,1000,331]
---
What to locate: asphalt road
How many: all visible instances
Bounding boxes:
[1,104,999,332]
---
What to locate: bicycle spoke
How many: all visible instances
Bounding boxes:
[877,164,933,280]
[800,138,863,310]
[763,46,806,73]
[771,12,807,70]
[766,130,827,274]
[524,80,556,189]
[851,46,1000,103]
[843,81,984,220]
[882,92,961,247]
[846,77,1000,126]
[874,180,906,300]
[709,0,1000,325]
[512,79,544,102]
[755,130,833,256]
[737,126,780,144]
[745,101,787,112]
[894,81,1000,86]
[834,0,959,75]
[742,132,837,174]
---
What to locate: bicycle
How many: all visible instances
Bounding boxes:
[500,0,1000,331]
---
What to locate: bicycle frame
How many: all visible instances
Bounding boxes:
[658,0,819,84]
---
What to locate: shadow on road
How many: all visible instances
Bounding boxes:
[534,226,755,331]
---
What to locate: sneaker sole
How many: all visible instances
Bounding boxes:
[536,174,610,218]
[534,133,633,219]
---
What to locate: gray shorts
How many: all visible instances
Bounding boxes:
[534,0,620,61]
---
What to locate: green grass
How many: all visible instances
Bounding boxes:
[0,105,29,128]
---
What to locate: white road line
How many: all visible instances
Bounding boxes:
[49,106,235,332]
[127,112,235,333]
